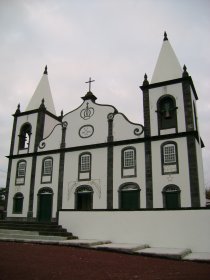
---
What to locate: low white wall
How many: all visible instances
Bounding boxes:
[59,209,210,252]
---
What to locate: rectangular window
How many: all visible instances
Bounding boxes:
[81,155,90,171]
[43,159,53,175]
[16,161,26,185]
[124,150,135,167]
[164,145,176,163]
[17,162,26,177]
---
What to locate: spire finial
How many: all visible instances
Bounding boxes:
[44,65,48,75]
[15,103,21,114]
[164,31,168,41]
[143,73,149,86]
[39,98,46,110]
[182,64,189,77]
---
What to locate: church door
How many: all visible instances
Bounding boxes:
[75,186,93,210]
[163,185,180,209]
[165,192,179,209]
[119,184,140,210]
[38,188,53,222]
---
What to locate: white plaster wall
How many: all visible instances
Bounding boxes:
[151,138,191,208]
[33,154,60,218]
[43,115,60,138]
[113,113,144,141]
[113,143,146,208]
[14,114,38,154]
[62,148,107,209]
[64,101,115,148]
[38,124,62,151]
[149,84,186,136]
[59,209,210,252]
[7,157,32,217]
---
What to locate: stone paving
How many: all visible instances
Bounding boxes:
[0,229,210,262]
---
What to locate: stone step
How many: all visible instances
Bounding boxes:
[0,229,39,236]
[0,221,77,239]
[0,234,68,241]
[93,243,149,253]
[136,247,191,260]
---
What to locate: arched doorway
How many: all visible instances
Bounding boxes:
[162,185,181,209]
[37,187,53,222]
[75,185,93,210]
[119,183,140,210]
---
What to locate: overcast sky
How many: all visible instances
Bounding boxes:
[0,0,209,188]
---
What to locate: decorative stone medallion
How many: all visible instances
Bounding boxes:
[79,125,94,138]
[80,102,94,120]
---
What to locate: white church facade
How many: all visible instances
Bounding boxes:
[5,33,206,223]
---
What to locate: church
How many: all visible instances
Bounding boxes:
[5,33,206,224]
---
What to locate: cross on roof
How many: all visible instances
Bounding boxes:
[85,77,95,92]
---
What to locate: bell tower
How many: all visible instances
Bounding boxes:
[140,32,205,208]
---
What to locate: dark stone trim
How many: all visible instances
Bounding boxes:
[59,207,209,212]
[145,141,153,208]
[187,136,200,207]
[4,115,18,218]
[7,131,201,159]
[142,86,151,137]
[107,114,114,209]
[107,114,114,142]
[56,125,67,220]
[182,78,195,132]
[27,155,37,219]
[140,76,198,100]
[107,145,113,209]
[14,108,60,122]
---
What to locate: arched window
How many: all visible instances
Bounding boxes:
[78,152,91,181]
[19,123,32,150]
[161,141,178,174]
[41,157,53,183]
[75,185,93,210]
[162,185,181,209]
[119,183,140,210]
[121,147,136,178]
[15,160,27,185]
[13,193,24,213]
[157,95,177,131]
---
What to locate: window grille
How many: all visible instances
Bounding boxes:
[163,144,176,163]
[43,159,53,175]
[17,161,26,177]
[80,154,91,171]
[124,149,135,167]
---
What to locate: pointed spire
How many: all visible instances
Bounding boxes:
[182,64,189,77]
[26,67,56,115]
[44,65,48,75]
[143,73,149,86]
[164,31,168,41]
[151,33,182,83]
